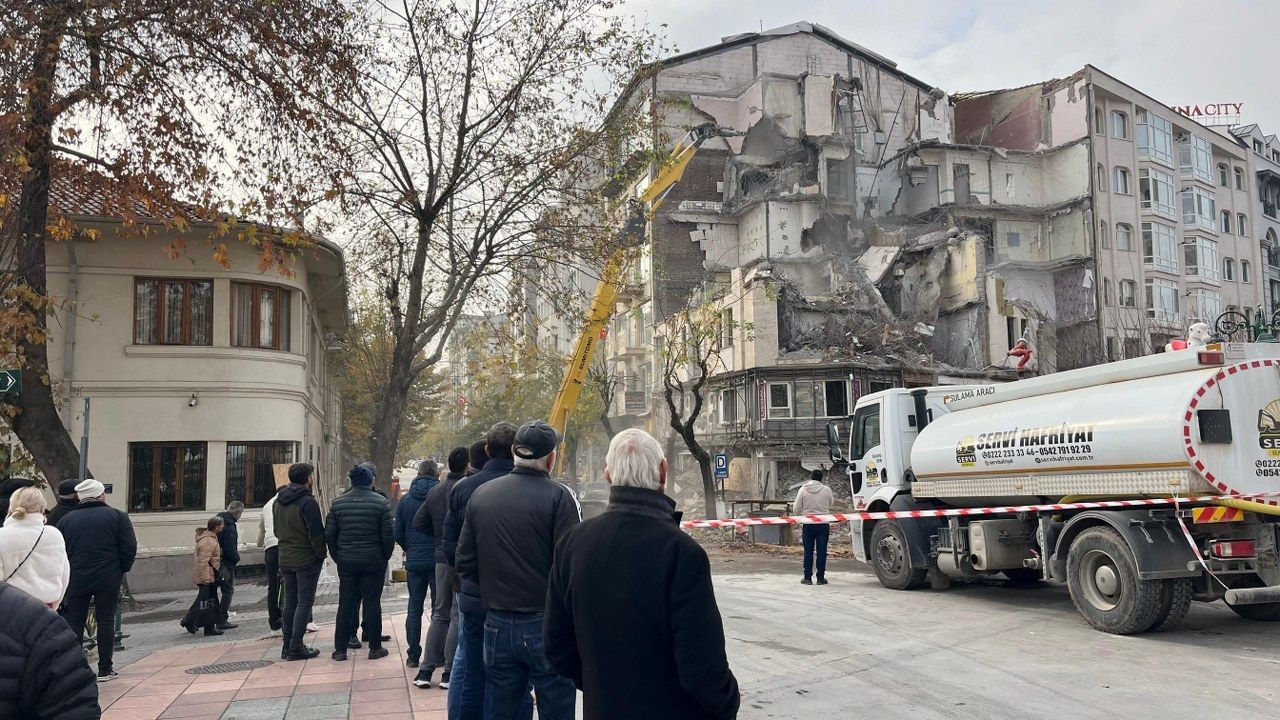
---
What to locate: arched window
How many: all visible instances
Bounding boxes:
[1235,166,1245,190]
[1242,260,1252,283]
[1094,106,1105,134]
[1115,222,1134,251]
[1110,110,1129,140]
[1221,210,1232,233]
[1096,164,1107,192]
[1218,163,1230,187]
[1099,222,1109,249]
[1224,257,1236,281]
[1238,213,1249,236]
[1113,166,1131,194]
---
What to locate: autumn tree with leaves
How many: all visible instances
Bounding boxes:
[0,1,361,484]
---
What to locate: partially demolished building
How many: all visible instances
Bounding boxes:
[551,31,1269,500]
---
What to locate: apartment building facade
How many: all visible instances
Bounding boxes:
[36,175,349,591]
[1229,123,1280,313]
[951,67,1264,361]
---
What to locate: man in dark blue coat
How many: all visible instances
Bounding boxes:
[59,479,137,682]
[394,459,438,669]
[442,422,516,719]
[215,501,243,630]
[326,464,394,661]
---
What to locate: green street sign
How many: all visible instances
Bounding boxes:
[0,370,20,394]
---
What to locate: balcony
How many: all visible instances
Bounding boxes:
[1147,309,1183,329]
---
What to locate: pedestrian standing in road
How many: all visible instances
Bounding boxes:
[45,479,81,528]
[214,501,243,629]
[457,420,581,720]
[258,491,283,632]
[395,459,439,669]
[793,469,834,585]
[0,487,71,609]
[327,463,394,661]
[545,429,740,720]
[58,478,137,682]
[275,463,326,661]
[444,423,516,720]
[0,581,101,719]
[182,517,226,636]
[412,446,467,688]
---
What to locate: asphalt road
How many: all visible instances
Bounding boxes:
[713,551,1279,720]
[114,547,1278,719]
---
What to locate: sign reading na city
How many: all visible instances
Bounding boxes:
[1173,102,1243,127]
[0,370,20,395]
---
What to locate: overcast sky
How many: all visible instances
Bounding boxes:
[627,0,1280,132]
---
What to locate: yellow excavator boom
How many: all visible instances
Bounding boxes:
[547,124,739,472]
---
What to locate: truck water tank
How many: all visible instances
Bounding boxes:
[909,359,1280,505]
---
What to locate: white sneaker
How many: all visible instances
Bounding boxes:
[306,621,319,632]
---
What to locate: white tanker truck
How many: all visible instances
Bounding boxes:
[826,342,1280,633]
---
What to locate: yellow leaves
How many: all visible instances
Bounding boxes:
[212,243,230,268]
[82,228,100,242]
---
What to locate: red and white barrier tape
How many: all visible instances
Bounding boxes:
[681,492,1280,529]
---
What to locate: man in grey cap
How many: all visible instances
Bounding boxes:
[457,420,580,720]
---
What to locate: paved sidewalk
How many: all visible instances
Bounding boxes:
[99,612,446,720]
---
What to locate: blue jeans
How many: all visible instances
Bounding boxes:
[450,608,533,720]
[802,523,830,580]
[405,566,435,661]
[483,611,575,720]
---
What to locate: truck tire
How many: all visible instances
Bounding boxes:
[1147,578,1194,632]
[1066,526,1163,634]
[870,520,927,590]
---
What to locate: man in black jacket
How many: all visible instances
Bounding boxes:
[58,479,137,682]
[442,423,515,719]
[545,429,739,720]
[411,446,467,687]
[45,478,80,527]
[215,501,243,630]
[275,463,327,661]
[458,420,580,720]
[326,464,393,661]
[0,582,101,719]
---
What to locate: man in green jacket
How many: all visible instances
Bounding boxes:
[274,463,327,661]
[326,464,394,661]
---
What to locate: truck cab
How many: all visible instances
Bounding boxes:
[829,387,960,564]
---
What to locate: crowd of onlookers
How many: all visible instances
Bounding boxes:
[0,419,745,719]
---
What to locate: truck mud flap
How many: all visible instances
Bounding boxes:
[888,494,945,569]
[1053,510,1199,580]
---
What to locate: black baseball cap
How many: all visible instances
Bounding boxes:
[512,420,562,460]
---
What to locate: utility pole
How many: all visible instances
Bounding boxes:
[78,397,91,482]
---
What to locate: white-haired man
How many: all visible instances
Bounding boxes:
[545,428,739,720]
[456,420,580,719]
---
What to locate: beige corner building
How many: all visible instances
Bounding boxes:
[37,178,349,591]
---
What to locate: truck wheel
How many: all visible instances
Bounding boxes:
[1066,526,1163,634]
[869,521,927,590]
[1147,578,1194,632]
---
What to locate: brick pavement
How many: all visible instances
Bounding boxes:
[99,612,446,720]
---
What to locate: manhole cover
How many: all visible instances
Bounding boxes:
[186,660,274,674]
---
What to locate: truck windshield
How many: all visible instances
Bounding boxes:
[850,403,880,460]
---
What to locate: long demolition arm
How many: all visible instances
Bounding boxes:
[547,125,732,448]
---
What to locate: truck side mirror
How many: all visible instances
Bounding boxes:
[826,422,847,464]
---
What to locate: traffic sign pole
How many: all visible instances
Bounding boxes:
[78,397,91,483]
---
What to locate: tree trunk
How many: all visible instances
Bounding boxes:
[697,454,716,520]
[671,421,715,519]
[4,9,86,486]
[370,358,412,493]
